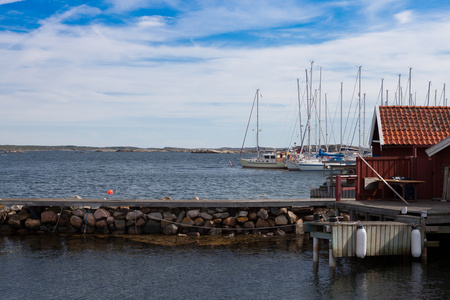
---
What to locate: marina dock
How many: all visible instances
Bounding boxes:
[1,197,449,266]
[0,197,338,208]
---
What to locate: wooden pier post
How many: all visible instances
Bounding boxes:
[313,237,319,263]
[329,240,336,268]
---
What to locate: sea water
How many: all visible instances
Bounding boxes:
[0,151,449,299]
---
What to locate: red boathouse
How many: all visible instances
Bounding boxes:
[356,106,450,200]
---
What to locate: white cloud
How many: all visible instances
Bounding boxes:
[1,2,450,147]
[0,0,23,5]
[395,10,414,24]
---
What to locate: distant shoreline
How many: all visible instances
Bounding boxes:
[0,145,272,154]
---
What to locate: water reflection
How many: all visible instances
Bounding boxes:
[0,235,449,299]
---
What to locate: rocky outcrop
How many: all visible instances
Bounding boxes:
[0,205,346,237]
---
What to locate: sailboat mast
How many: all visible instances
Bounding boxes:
[297,78,303,147]
[358,66,362,154]
[309,61,313,156]
[318,66,322,152]
[409,67,412,105]
[256,88,260,158]
[340,82,343,153]
[325,93,328,152]
[444,84,447,106]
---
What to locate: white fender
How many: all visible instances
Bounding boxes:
[356,224,367,258]
[411,226,421,258]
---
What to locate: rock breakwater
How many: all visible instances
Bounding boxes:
[0,205,348,236]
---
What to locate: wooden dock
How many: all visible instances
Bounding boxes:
[335,199,450,225]
[0,197,338,208]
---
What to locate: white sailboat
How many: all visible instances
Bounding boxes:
[239,89,287,169]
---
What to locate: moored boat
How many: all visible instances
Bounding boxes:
[238,89,287,170]
[239,151,287,169]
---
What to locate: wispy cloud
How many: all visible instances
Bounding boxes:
[0,1,449,147]
[0,0,23,5]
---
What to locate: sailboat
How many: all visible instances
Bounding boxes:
[239,89,287,169]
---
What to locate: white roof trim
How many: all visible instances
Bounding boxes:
[368,106,384,146]
[426,135,450,157]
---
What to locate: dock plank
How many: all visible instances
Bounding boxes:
[0,197,338,208]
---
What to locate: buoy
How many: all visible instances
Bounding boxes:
[356,224,367,258]
[107,189,114,195]
[411,225,421,258]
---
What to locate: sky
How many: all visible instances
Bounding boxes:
[1,0,450,149]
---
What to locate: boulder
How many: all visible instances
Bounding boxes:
[213,212,230,219]
[114,220,126,231]
[287,211,298,224]
[194,217,205,226]
[113,211,127,220]
[186,209,200,219]
[147,212,163,222]
[295,219,304,235]
[204,220,215,228]
[176,210,186,224]
[274,215,288,226]
[212,218,222,225]
[106,216,115,225]
[41,211,57,224]
[25,219,41,230]
[255,218,270,228]
[237,211,248,217]
[18,210,30,221]
[275,208,288,216]
[243,221,255,229]
[257,209,269,220]
[180,217,194,228]
[7,215,21,228]
[126,210,144,221]
[140,207,151,214]
[72,208,86,218]
[136,218,147,227]
[70,215,83,228]
[143,220,162,234]
[199,212,213,220]
[237,216,248,223]
[163,211,177,221]
[223,217,237,227]
[163,224,178,235]
[84,213,96,227]
[58,215,70,227]
[248,212,258,221]
[96,219,108,228]
[94,208,110,220]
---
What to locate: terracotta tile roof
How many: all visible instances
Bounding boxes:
[378,106,450,146]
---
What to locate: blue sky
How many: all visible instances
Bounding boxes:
[1,0,450,148]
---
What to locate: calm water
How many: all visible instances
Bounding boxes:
[0,151,449,299]
[0,151,324,200]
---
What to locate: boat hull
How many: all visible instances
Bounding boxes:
[297,161,324,171]
[239,158,287,169]
[285,160,300,171]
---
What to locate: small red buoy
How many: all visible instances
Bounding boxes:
[107,189,114,195]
